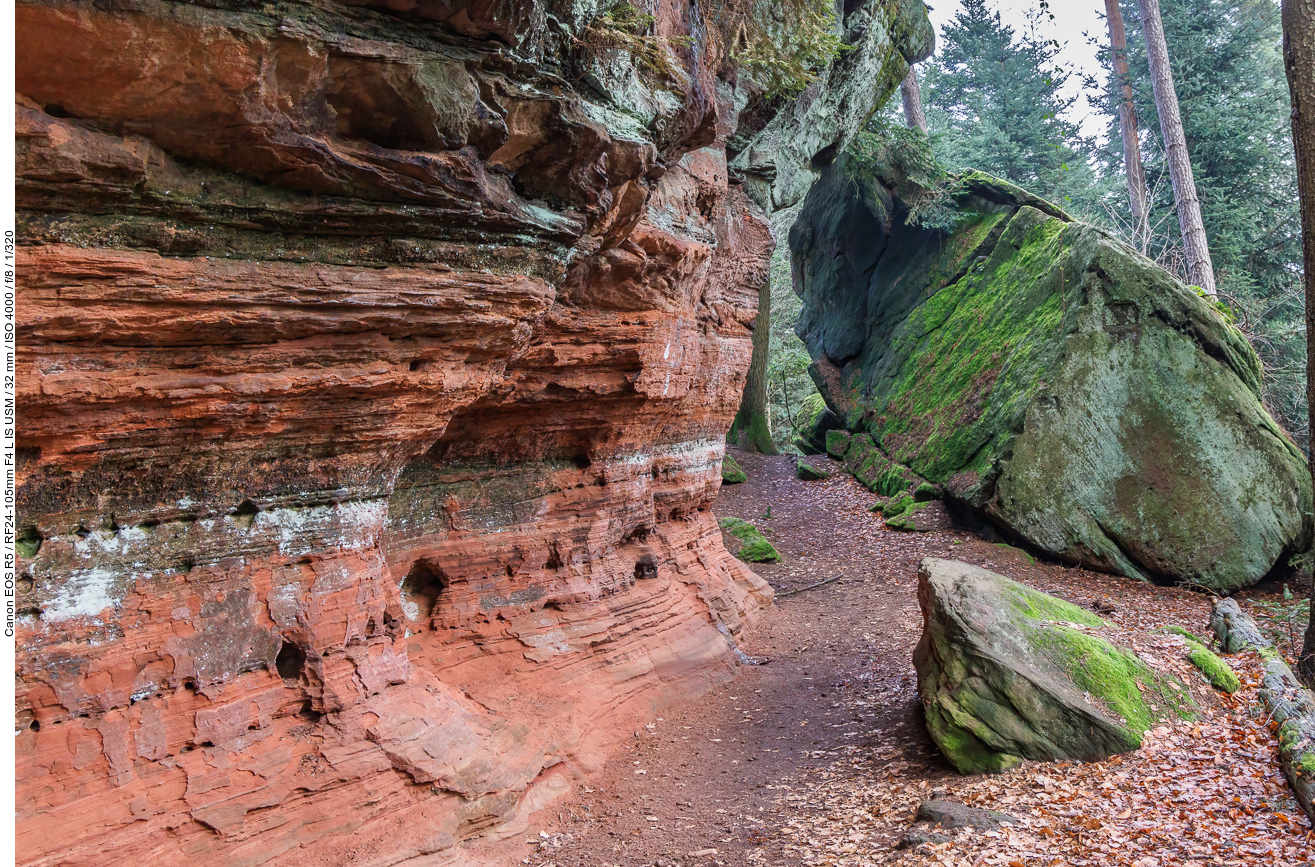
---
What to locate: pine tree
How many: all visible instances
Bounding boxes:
[1107,0,1304,442]
[923,0,1096,208]
[1136,0,1217,297]
[1104,0,1151,251]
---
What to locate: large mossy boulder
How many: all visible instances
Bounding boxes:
[791,161,1312,592]
[915,558,1192,774]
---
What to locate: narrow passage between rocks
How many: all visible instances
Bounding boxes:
[492,450,1313,867]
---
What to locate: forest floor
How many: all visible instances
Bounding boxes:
[496,449,1315,867]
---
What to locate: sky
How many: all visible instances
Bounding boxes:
[923,0,1112,138]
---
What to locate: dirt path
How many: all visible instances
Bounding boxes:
[487,450,1313,867]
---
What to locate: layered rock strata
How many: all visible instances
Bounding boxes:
[792,161,1312,591]
[14,0,931,864]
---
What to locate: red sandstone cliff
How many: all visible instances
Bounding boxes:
[14,1,930,863]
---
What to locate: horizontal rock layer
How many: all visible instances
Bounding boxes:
[15,0,930,863]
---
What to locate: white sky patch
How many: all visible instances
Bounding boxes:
[924,0,1112,139]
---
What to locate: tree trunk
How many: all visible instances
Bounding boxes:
[1282,0,1315,688]
[1137,0,1217,297]
[1105,0,1151,252]
[730,278,778,454]
[900,66,929,133]
[1212,599,1315,819]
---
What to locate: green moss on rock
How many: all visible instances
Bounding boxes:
[721,455,748,485]
[1002,581,1104,628]
[885,501,933,531]
[791,393,841,455]
[1186,645,1240,694]
[883,493,915,519]
[825,429,852,459]
[1165,624,1206,644]
[1034,627,1190,733]
[916,558,1192,775]
[718,516,780,563]
[793,159,1313,592]
[1163,626,1239,693]
[1297,751,1315,778]
[796,459,832,481]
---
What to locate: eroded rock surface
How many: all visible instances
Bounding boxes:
[792,161,1312,591]
[915,558,1187,774]
[15,0,930,863]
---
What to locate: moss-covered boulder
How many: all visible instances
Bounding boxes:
[718,517,779,563]
[796,457,832,481]
[791,160,1312,592]
[843,433,926,497]
[790,392,843,455]
[915,558,1192,774]
[1164,626,1239,694]
[721,455,748,485]
[885,499,935,532]
[825,429,852,459]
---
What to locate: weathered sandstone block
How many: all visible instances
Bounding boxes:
[14,0,930,863]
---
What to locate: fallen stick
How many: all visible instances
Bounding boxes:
[776,574,842,598]
[1211,598,1315,820]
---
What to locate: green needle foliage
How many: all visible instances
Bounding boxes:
[921,0,1099,213]
[1098,0,1305,451]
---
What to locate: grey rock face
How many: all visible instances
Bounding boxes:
[791,161,1312,592]
[915,558,1189,774]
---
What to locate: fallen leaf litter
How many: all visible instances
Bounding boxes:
[511,451,1314,867]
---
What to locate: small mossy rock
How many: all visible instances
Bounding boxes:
[791,392,843,455]
[794,158,1313,592]
[1187,645,1240,694]
[885,500,934,532]
[718,517,780,563]
[842,433,925,496]
[868,498,889,515]
[825,429,852,459]
[796,458,832,481]
[884,493,915,519]
[895,829,950,850]
[915,558,1192,774]
[721,455,748,485]
[1164,626,1240,693]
